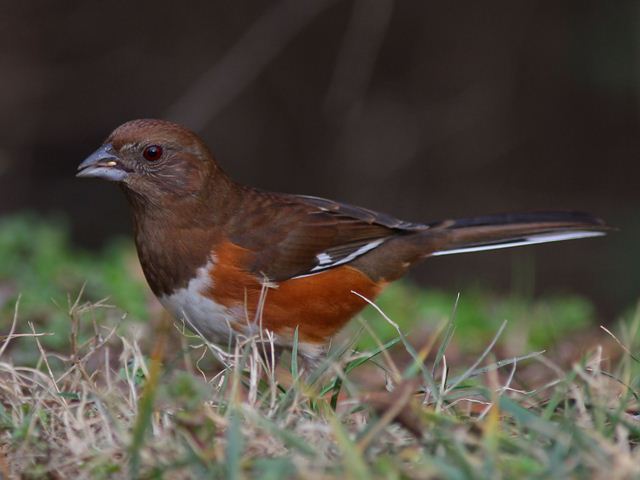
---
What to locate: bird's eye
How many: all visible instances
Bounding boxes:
[142,145,163,161]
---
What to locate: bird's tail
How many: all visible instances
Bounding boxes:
[426,211,609,257]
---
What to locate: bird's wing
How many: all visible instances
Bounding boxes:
[227,192,427,281]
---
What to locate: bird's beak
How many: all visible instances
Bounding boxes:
[77,144,128,182]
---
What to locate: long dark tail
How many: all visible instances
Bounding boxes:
[427,211,609,256]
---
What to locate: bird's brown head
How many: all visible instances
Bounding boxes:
[77,119,225,207]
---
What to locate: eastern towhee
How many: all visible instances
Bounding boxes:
[77,119,608,357]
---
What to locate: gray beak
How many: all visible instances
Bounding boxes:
[77,144,128,181]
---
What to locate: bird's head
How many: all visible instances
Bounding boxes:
[77,119,223,206]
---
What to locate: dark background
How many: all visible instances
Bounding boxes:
[0,1,637,318]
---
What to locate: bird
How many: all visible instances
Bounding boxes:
[77,119,609,358]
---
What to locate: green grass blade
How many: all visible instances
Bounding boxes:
[291,326,299,380]
[432,292,459,377]
[225,410,245,480]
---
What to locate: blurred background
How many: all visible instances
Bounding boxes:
[0,0,638,325]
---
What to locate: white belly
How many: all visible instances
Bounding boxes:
[158,260,240,342]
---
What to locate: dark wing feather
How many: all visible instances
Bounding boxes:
[297,195,425,230]
[227,191,426,281]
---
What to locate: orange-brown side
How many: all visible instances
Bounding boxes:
[208,240,384,343]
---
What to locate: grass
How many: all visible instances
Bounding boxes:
[0,213,639,478]
[1,295,639,479]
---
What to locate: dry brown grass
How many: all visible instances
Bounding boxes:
[1,294,640,479]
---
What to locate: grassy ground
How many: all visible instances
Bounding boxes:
[0,214,639,479]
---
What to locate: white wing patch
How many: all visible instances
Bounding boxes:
[316,252,333,265]
[293,238,387,279]
[431,230,606,256]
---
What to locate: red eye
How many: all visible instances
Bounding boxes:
[143,145,163,161]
